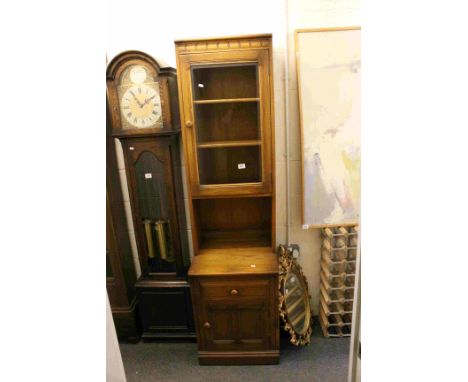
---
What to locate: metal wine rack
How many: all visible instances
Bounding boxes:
[318,226,358,338]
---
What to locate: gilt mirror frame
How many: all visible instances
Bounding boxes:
[278,244,313,345]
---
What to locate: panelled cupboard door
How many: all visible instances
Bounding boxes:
[178,49,273,197]
[201,301,270,351]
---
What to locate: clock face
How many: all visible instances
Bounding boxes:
[117,64,164,130]
[120,84,162,128]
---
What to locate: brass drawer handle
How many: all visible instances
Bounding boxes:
[230,289,239,296]
[203,322,211,329]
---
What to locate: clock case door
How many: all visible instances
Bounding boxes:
[121,135,189,279]
[107,51,181,138]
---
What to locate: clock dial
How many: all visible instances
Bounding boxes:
[120,84,162,128]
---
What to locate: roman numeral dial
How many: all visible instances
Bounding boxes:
[120,84,162,129]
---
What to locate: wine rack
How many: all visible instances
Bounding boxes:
[318,225,358,338]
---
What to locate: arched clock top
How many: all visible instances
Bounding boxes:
[106,50,161,80]
[106,50,180,137]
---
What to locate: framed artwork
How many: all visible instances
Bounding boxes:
[296,27,361,227]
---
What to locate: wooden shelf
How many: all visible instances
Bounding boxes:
[190,247,277,276]
[197,139,261,149]
[200,229,271,249]
[193,98,260,104]
[198,246,273,255]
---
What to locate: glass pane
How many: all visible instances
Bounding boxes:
[285,272,308,335]
[192,64,258,100]
[135,152,176,273]
[197,146,261,185]
[195,101,260,144]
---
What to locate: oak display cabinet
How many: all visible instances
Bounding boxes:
[175,34,278,365]
[107,51,195,339]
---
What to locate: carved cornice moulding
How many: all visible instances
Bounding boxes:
[175,35,272,54]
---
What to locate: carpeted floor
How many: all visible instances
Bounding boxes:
[120,321,350,382]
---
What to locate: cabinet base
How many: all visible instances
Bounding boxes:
[135,278,195,339]
[198,351,280,365]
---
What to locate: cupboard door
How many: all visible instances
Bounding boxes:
[178,49,272,197]
[201,301,270,351]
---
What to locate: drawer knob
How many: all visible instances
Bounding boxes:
[186,120,193,128]
[203,322,211,329]
[230,289,239,296]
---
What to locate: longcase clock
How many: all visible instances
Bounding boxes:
[107,51,194,338]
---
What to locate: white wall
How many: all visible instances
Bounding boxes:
[107,0,360,314]
[107,0,286,67]
[286,0,360,314]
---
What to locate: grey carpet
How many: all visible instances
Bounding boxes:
[119,321,350,382]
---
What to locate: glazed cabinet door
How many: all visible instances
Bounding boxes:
[178,49,273,197]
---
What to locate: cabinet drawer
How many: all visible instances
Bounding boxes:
[199,278,270,301]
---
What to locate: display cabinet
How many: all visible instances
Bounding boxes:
[175,34,278,365]
[107,51,194,339]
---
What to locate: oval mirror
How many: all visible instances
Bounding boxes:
[278,245,313,345]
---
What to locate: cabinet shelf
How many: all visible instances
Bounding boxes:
[200,229,271,249]
[197,139,261,149]
[193,98,260,105]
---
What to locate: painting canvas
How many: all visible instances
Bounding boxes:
[296,28,361,227]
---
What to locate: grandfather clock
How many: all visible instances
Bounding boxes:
[107,51,195,338]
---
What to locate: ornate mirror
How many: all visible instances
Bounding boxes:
[278,245,313,345]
